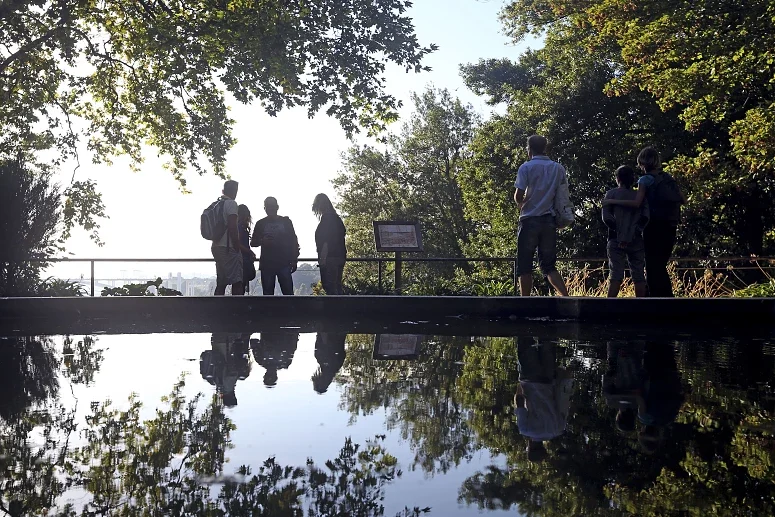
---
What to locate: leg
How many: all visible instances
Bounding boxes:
[231,281,244,296]
[644,222,676,297]
[607,241,625,298]
[607,280,622,298]
[332,257,346,295]
[517,218,540,296]
[277,266,294,295]
[319,265,334,294]
[212,246,227,295]
[627,238,648,298]
[537,215,568,296]
[261,269,276,295]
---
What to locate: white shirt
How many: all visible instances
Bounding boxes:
[514,155,567,220]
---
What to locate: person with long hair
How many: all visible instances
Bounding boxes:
[238,204,256,293]
[603,147,686,297]
[312,193,346,295]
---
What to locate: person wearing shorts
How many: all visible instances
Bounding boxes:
[513,135,569,296]
[602,166,650,297]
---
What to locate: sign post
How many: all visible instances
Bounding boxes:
[373,221,423,295]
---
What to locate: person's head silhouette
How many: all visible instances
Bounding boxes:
[264,368,278,387]
[264,196,278,216]
[526,440,549,463]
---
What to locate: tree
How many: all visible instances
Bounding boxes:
[0,0,436,185]
[487,0,775,256]
[333,87,478,293]
[0,159,105,296]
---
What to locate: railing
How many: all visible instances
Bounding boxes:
[18,256,775,296]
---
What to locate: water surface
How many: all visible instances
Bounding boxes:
[1,329,774,516]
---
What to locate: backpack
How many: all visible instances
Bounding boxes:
[646,173,682,223]
[201,199,227,241]
[553,165,575,228]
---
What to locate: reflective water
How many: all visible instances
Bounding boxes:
[1,330,774,516]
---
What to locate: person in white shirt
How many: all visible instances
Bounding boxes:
[513,135,569,296]
[513,337,574,462]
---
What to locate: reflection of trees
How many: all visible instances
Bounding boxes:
[1,376,428,517]
[0,335,103,516]
[457,339,775,516]
[339,335,476,474]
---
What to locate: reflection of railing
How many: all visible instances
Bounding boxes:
[20,256,775,296]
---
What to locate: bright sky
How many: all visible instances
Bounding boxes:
[54,0,534,276]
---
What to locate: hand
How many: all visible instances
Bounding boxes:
[618,241,629,249]
[291,262,298,273]
[319,256,327,268]
[250,250,257,260]
[514,383,526,408]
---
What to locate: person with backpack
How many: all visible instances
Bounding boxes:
[201,180,254,296]
[603,147,687,297]
[250,196,300,295]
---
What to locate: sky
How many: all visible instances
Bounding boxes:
[51,0,536,278]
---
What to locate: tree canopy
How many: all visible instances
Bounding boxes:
[0,0,435,184]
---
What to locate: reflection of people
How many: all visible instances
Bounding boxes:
[513,337,573,462]
[312,333,347,393]
[312,193,347,295]
[250,196,299,295]
[251,332,299,387]
[200,333,251,407]
[602,341,647,433]
[637,342,685,453]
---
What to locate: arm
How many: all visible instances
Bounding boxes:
[602,194,616,229]
[514,188,526,205]
[250,220,262,247]
[603,184,647,207]
[286,218,300,272]
[227,214,240,252]
[514,165,527,206]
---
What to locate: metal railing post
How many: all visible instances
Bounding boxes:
[90,260,95,297]
[378,259,383,295]
[513,259,518,296]
[395,252,402,295]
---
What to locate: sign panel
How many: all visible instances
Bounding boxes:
[373,334,423,360]
[373,221,423,252]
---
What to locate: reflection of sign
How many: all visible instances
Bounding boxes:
[373,221,423,252]
[373,334,423,360]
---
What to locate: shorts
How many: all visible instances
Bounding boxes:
[517,214,558,276]
[212,245,244,286]
[607,237,646,283]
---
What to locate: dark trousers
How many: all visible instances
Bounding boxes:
[643,220,677,297]
[261,266,294,295]
[320,257,345,295]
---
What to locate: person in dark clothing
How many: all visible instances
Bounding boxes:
[637,341,685,454]
[238,204,256,293]
[250,332,299,387]
[602,341,647,433]
[603,147,687,297]
[312,193,347,295]
[250,197,299,295]
[312,333,347,394]
[602,166,650,297]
